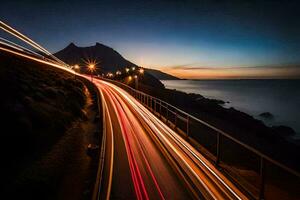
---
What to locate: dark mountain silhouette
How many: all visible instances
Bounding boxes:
[54,42,136,72]
[145,68,180,80]
[54,42,165,88]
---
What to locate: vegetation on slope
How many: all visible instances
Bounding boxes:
[0,52,89,198]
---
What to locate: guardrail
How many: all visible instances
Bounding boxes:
[100,77,300,200]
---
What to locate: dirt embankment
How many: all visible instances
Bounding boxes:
[0,52,102,199]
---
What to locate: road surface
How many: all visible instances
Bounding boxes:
[92,78,248,200]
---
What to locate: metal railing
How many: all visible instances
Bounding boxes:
[101,77,300,200]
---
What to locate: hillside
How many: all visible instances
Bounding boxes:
[0,51,100,199]
[145,68,180,80]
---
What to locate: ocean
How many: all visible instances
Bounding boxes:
[162,79,300,137]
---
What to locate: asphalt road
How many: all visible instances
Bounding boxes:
[95,78,191,200]
[93,78,248,200]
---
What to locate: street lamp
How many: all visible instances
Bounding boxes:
[73,64,80,80]
[134,75,139,89]
[88,64,95,82]
[125,68,130,73]
[139,68,144,74]
[132,68,144,89]
[132,66,136,71]
[74,64,80,69]
[116,70,121,75]
[107,72,113,78]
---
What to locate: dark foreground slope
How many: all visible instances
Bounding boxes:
[0,51,100,199]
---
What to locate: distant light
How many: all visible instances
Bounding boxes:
[125,68,130,73]
[74,64,80,69]
[139,68,144,74]
[107,72,113,77]
[88,64,95,71]
[128,76,132,81]
[116,70,121,75]
[134,75,138,79]
[132,67,136,71]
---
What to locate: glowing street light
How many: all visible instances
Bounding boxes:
[88,64,95,82]
[72,64,80,80]
[88,64,95,71]
[128,76,132,81]
[125,68,130,73]
[139,68,144,74]
[107,72,114,78]
[116,70,122,75]
[131,66,136,71]
[134,75,139,89]
[74,64,80,69]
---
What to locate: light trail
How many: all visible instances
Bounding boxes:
[95,79,191,199]
[124,94,243,199]
[98,91,114,200]
[97,79,248,200]
[0,37,44,57]
[0,20,67,66]
[0,46,74,74]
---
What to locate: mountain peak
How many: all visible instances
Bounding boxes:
[95,42,112,50]
[54,42,137,72]
[66,42,77,48]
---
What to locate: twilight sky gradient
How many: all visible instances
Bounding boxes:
[1,0,300,79]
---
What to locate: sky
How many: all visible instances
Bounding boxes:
[1,0,300,79]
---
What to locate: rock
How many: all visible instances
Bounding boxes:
[272,125,296,137]
[259,112,274,119]
[210,98,226,105]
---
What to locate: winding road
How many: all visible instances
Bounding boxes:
[93,78,248,200]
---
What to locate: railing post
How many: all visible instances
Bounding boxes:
[216,132,221,166]
[142,94,144,104]
[259,157,265,200]
[166,105,169,124]
[143,94,145,104]
[159,100,162,118]
[174,110,177,129]
[186,115,189,137]
[141,93,143,104]
[147,95,149,107]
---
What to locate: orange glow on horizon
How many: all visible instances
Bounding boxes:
[159,66,300,79]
